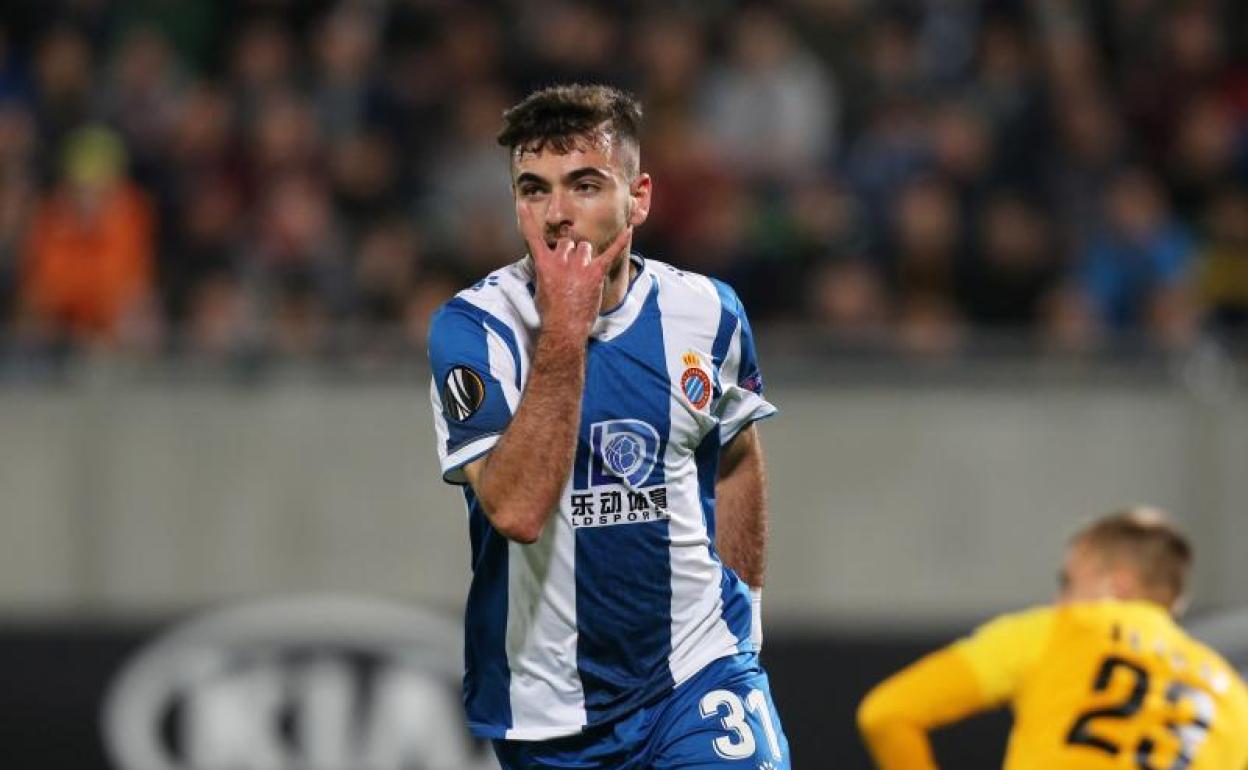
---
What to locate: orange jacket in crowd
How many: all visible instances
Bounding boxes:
[21,182,155,340]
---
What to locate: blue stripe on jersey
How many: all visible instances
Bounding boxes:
[729,287,763,391]
[462,486,512,734]
[694,426,753,650]
[708,279,740,399]
[574,282,675,724]
[429,299,517,454]
[480,312,522,390]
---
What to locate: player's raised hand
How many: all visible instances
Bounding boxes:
[519,203,631,340]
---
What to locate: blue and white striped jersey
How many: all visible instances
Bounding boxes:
[427,254,777,741]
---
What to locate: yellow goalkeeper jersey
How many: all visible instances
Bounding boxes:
[859,601,1248,770]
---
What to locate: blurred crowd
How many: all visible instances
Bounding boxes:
[1,0,1247,362]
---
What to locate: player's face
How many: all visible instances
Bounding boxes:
[512,132,651,274]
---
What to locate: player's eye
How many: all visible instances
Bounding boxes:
[575,181,601,194]
[518,184,545,197]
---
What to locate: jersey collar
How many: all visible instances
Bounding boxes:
[591,254,649,340]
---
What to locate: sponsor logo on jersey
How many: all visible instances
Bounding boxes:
[570,419,668,527]
[588,419,661,488]
[680,351,712,410]
[567,485,671,528]
[103,595,495,770]
[442,366,486,421]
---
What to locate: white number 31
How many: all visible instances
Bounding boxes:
[699,688,783,761]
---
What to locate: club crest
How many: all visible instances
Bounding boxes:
[679,351,712,410]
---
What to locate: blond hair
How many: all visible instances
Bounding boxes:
[1073,507,1193,608]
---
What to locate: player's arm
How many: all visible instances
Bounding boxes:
[461,323,588,543]
[856,647,994,770]
[857,607,1054,770]
[716,422,767,589]
[463,211,632,544]
[709,281,778,647]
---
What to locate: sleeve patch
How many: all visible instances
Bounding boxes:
[443,366,487,421]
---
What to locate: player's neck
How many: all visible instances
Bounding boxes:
[599,253,636,314]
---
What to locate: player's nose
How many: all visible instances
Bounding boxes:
[544,189,572,228]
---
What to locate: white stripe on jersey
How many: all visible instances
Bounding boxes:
[505,528,585,738]
[655,270,746,687]
[446,262,589,738]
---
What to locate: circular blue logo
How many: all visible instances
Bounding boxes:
[603,433,644,478]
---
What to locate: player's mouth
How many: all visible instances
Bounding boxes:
[544,229,579,249]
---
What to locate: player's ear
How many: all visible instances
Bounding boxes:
[1169,590,1190,618]
[628,173,652,227]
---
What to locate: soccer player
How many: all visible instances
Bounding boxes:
[426,84,790,769]
[858,507,1248,770]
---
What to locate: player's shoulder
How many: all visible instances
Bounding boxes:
[646,257,748,318]
[428,258,534,339]
[967,605,1058,644]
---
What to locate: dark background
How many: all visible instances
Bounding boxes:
[0,621,1010,769]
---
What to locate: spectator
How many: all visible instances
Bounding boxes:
[19,125,156,347]
[0,0,1243,359]
[1075,168,1198,345]
[309,4,385,142]
[0,102,36,325]
[101,25,186,185]
[968,14,1047,187]
[1165,91,1240,220]
[699,5,838,180]
[632,11,707,124]
[0,24,34,106]
[1196,187,1248,336]
[511,2,622,92]
[1046,86,1128,256]
[959,190,1060,329]
[419,82,516,274]
[808,258,891,346]
[888,177,966,355]
[31,25,96,166]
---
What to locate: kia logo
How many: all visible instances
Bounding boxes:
[103,594,497,770]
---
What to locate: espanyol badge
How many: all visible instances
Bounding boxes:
[679,351,712,410]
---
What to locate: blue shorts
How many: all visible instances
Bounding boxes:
[493,653,791,770]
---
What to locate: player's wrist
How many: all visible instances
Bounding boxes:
[536,321,590,350]
[534,328,589,367]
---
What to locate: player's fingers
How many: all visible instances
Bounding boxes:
[593,225,633,267]
[574,241,593,267]
[553,237,575,265]
[516,204,549,261]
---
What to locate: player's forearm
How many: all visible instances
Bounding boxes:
[857,715,940,770]
[715,426,767,588]
[858,674,942,770]
[473,329,586,543]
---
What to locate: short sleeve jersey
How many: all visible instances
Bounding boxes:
[954,601,1248,770]
[427,255,777,741]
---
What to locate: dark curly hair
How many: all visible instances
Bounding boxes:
[498,84,642,175]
